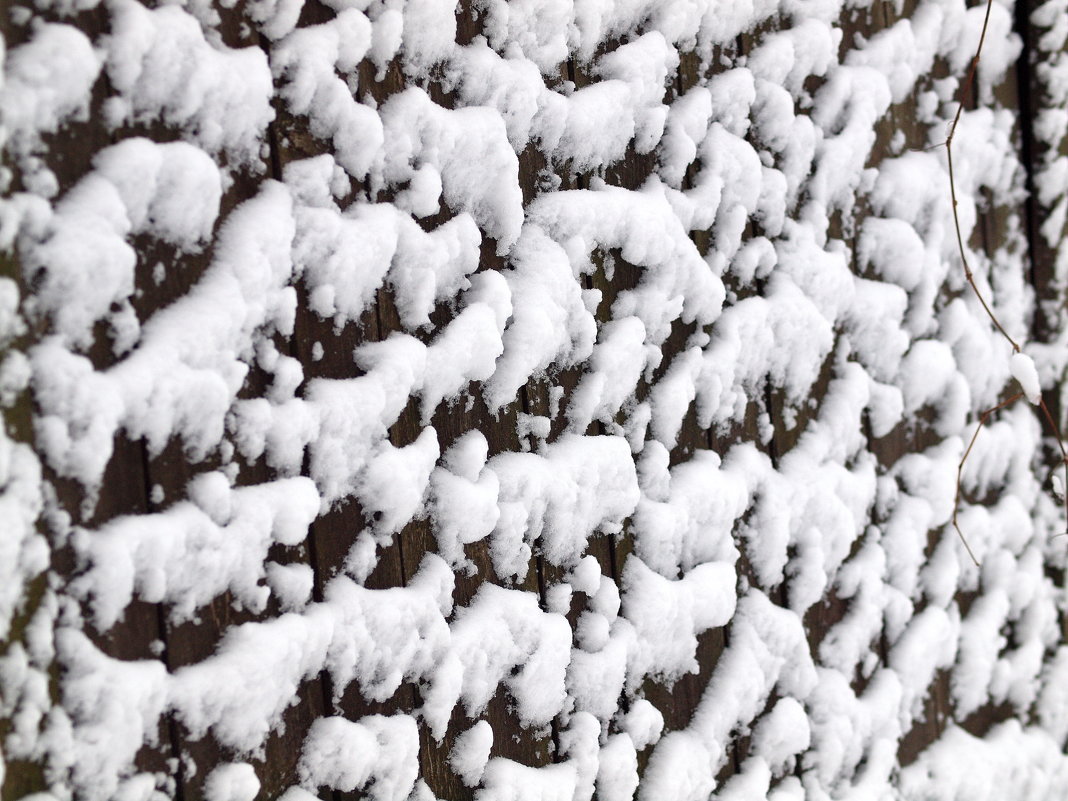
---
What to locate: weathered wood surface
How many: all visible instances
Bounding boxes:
[2,0,1066,799]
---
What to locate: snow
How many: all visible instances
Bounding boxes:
[70,476,320,628]
[0,429,46,642]
[483,225,595,410]
[104,0,274,168]
[163,554,457,752]
[298,715,419,800]
[451,721,493,787]
[91,138,222,251]
[58,629,169,801]
[202,763,260,801]
[621,557,736,689]
[0,23,101,165]
[379,88,523,250]
[487,434,639,576]
[450,583,571,727]
[1010,352,1043,405]
[430,432,500,572]
[4,0,1068,800]
[30,180,299,493]
[264,561,314,612]
[271,11,380,178]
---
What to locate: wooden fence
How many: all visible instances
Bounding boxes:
[3,0,1068,799]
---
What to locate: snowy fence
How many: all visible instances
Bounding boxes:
[4,0,1068,799]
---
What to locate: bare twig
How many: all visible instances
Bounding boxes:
[1037,397,1068,532]
[942,0,1068,561]
[954,391,1024,567]
[944,0,1022,354]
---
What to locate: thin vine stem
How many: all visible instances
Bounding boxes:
[954,392,1025,567]
[945,0,1021,353]
[944,0,1068,558]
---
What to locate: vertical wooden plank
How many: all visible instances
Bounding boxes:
[263,8,415,799]
[1016,0,1065,366]
[0,2,199,796]
[0,153,51,801]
